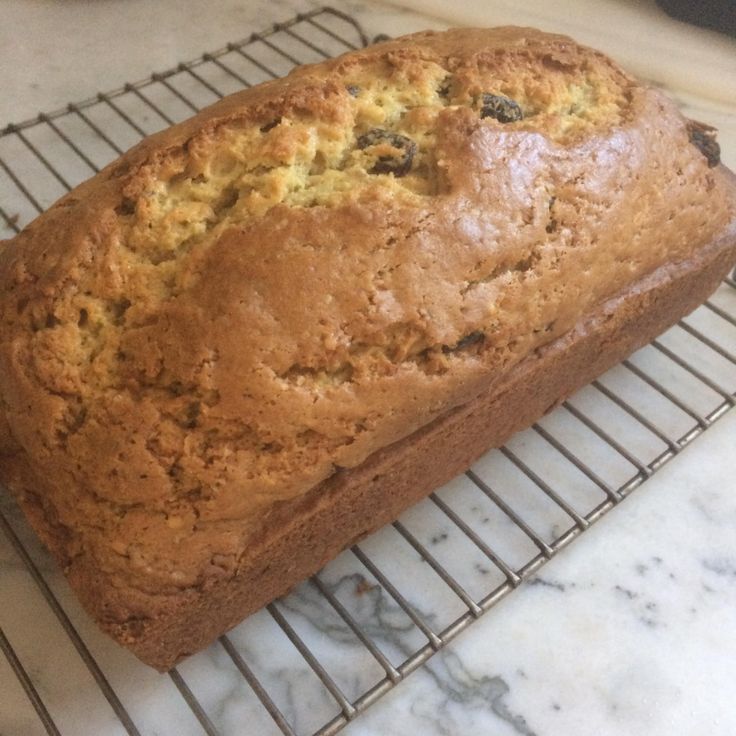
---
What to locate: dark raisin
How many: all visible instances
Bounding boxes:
[480,94,523,123]
[456,331,485,349]
[184,402,200,429]
[260,118,281,133]
[115,197,136,216]
[687,120,720,168]
[438,76,452,99]
[346,85,360,97]
[356,128,417,177]
[546,196,558,233]
[112,299,131,323]
[442,330,485,353]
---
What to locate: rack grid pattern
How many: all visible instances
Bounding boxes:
[1,8,735,736]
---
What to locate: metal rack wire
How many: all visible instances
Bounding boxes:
[1,7,735,736]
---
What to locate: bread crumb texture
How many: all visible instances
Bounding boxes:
[0,28,731,618]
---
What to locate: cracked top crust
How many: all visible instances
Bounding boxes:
[0,28,732,619]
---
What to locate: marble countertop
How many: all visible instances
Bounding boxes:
[349,410,736,736]
[1,1,735,735]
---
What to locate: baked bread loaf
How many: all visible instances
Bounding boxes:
[0,27,734,670]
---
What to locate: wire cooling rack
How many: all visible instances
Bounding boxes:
[1,7,735,736]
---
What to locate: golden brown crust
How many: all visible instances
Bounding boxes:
[28,221,735,671]
[0,27,735,669]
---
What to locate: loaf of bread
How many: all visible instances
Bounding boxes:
[0,27,734,670]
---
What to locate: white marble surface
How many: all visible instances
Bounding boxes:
[344,409,736,736]
[1,1,735,735]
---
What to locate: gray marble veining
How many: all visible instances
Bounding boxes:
[345,410,736,735]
